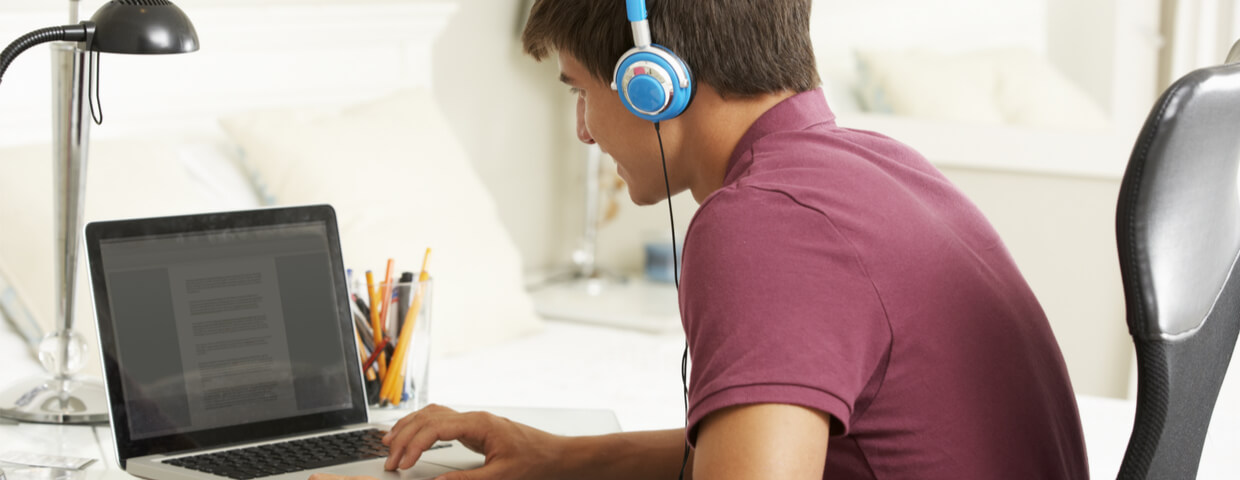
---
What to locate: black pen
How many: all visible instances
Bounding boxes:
[352,293,370,319]
[396,272,414,334]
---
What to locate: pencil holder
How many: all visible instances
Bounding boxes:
[351,276,433,410]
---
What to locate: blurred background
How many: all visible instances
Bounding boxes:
[1,0,1236,403]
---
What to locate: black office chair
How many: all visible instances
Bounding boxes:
[1115,48,1240,479]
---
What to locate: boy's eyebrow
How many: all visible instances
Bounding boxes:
[559,73,574,85]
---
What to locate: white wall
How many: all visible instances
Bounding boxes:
[1159,0,1240,89]
[0,0,574,273]
[429,0,575,273]
[940,167,1133,398]
[1046,0,1161,140]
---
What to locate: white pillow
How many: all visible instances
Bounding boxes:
[219,88,544,357]
[855,48,1006,124]
[854,48,1110,130]
[0,135,260,378]
[812,0,1049,109]
[986,48,1111,130]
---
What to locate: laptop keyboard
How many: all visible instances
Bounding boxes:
[163,429,391,480]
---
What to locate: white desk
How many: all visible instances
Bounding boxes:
[0,405,619,480]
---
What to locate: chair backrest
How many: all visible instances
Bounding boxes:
[1115,58,1240,479]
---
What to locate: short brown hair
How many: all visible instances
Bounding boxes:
[522,0,820,98]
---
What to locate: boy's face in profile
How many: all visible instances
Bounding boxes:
[558,52,686,206]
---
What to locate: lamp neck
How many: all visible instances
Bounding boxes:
[0,24,91,86]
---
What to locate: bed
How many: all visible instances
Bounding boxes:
[0,1,1236,478]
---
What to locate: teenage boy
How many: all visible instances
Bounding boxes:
[317,1,1089,479]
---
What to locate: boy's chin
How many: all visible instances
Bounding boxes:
[628,189,667,207]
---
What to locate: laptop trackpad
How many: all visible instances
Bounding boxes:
[418,441,486,470]
[258,441,483,480]
[309,459,456,480]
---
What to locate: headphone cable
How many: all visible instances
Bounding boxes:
[654,122,690,480]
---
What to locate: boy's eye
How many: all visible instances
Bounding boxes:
[568,87,584,96]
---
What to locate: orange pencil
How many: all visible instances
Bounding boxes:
[377,259,396,332]
[380,248,432,405]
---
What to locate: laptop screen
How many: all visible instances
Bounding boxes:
[86,205,368,463]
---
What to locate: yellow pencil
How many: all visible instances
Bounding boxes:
[366,270,387,380]
[380,248,432,405]
[380,252,429,405]
[383,271,429,405]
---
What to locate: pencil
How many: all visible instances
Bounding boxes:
[381,287,423,405]
[379,259,398,380]
[362,337,391,372]
[366,270,387,380]
[377,259,396,334]
[380,248,432,405]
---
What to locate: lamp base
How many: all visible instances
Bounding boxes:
[0,374,107,424]
[526,264,628,291]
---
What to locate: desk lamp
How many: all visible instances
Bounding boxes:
[0,0,198,424]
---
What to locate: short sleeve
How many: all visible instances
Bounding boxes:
[681,185,891,444]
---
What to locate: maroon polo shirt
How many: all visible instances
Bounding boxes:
[680,89,1088,479]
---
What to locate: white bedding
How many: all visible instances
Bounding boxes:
[429,319,688,433]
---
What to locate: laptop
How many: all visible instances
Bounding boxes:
[85,204,483,480]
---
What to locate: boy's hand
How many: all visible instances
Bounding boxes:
[381,404,567,480]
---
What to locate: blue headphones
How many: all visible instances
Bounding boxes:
[612,0,694,122]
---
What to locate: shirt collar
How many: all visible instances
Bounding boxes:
[723,88,835,184]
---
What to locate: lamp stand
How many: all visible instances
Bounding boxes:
[0,41,107,424]
[528,144,628,292]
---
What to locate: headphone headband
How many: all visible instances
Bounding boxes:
[625,0,647,23]
[626,0,652,48]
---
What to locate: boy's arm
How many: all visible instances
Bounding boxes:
[555,429,693,480]
[692,403,831,480]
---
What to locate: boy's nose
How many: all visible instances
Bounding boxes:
[576,97,595,144]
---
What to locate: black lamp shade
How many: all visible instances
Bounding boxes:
[88,0,199,54]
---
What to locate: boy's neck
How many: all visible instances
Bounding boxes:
[680,86,798,204]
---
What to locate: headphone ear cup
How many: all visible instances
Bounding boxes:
[679,52,696,111]
[614,45,694,122]
[652,44,694,117]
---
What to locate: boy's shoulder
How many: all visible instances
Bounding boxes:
[689,177,833,245]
